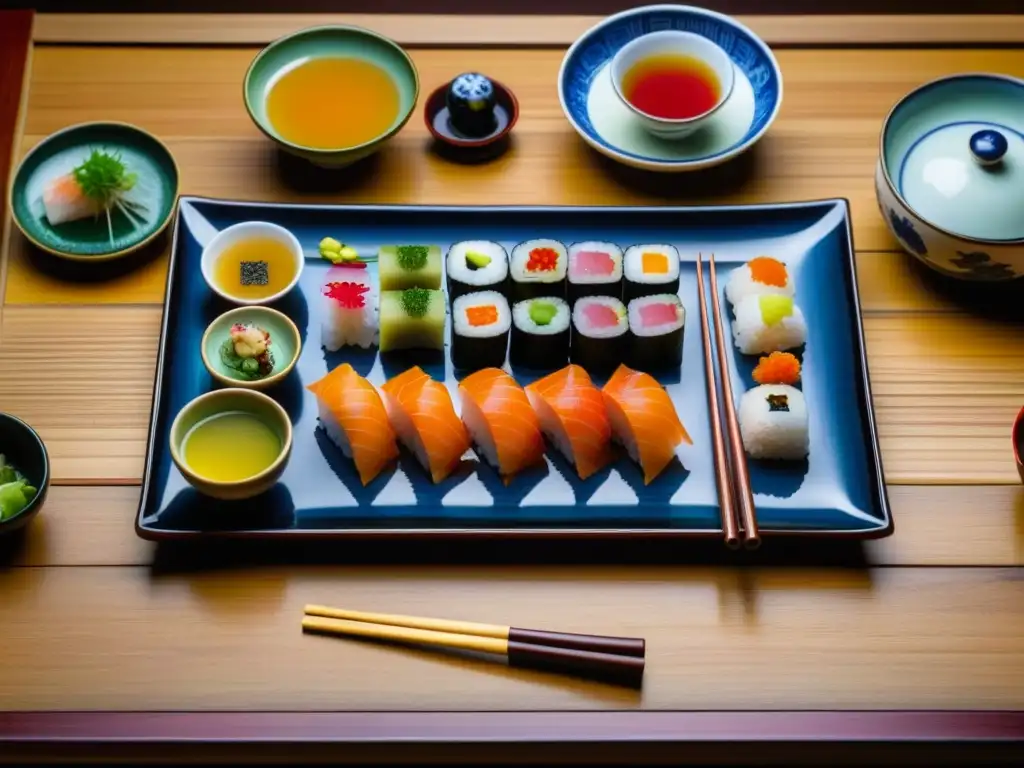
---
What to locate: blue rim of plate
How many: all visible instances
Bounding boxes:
[558,4,783,168]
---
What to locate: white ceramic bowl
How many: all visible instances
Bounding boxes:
[876,73,1024,281]
[200,221,305,305]
[610,30,735,141]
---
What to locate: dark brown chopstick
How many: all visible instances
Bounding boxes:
[302,615,645,689]
[304,604,645,657]
[695,253,742,548]
[705,254,760,549]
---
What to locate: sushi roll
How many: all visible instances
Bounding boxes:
[724,256,794,309]
[445,240,509,302]
[380,366,471,483]
[509,239,567,302]
[378,244,443,291]
[450,291,511,372]
[566,241,623,305]
[737,384,809,460]
[509,296,570,371]
[752,351,801,386]
[378,288,447,353]
[445,72,498,138]
[306,363,399,486]
[570,296,628,373]
[601,364,693,484]
[320,263,378,351]
[458,367,546,481]
[731,294,807,355]
[622,244,680,302]
[525,364,612,480]
[626,293,685,372]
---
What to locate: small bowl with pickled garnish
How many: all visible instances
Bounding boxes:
[169,389,293,501]
[201,306,302,391]
[200,220,305,306]
[0,412,50,536]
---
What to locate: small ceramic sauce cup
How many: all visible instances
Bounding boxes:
[201,305,302,391]
[200,221,304,306]
[610,30,735,141]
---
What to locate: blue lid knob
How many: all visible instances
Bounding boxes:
[970,129,1008,166]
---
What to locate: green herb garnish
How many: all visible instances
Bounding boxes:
[70,147,150,246]
[396,245,429,271]
[0,454,37,521]
[219,339,275,381]
[400,287,432,318]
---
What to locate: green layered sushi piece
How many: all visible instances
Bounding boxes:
[379,288,446,352]
[378,245,443,290]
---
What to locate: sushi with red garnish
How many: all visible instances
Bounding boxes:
[320,263,378,351]
[509,239,567,302]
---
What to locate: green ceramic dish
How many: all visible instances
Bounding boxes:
[8,121,179,261]
[169,389,293,502]
[243,24,419,168]
[0,412,50,536]
[201,306,302,391]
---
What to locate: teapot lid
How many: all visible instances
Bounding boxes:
[883,75,1024,243]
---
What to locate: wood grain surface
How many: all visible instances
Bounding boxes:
[1,13,1024,743]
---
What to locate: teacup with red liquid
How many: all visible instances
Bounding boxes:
[610,30,736,140]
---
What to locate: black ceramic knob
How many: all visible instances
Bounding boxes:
[445,72,498,138]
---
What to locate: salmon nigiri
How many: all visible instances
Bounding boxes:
[307,363,399,486]
[380,366,471,483]
[601,364,693,484]
[524,364,611,480]
[458,368,546,482]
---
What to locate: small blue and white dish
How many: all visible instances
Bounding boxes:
[876,73,1024,281]
[557,4,783,173]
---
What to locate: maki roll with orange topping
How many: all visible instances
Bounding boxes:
[623,244,680,302]
[451,291,511,372]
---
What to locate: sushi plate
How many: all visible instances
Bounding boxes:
[136,196,892,541]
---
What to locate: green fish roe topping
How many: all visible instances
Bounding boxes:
[396,245,429,271]
[401,287,432,318]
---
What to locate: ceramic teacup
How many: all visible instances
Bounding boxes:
[201,306,302,391]
[610,30,735,141]
[200,221,305,306]
[169,388,293,501]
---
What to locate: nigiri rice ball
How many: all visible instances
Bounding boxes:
[738,384,809,460]
[731,294,807,355]
[725,256,795,309]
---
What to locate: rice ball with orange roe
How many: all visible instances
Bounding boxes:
[752,351,801,386]
[725,256,794,310]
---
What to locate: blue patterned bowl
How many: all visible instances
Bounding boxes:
[876,73,1024,281]
[557,4,782,173]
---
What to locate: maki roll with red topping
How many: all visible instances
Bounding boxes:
[446,72,498,138]
[626,293,685,372]
[566,241,623,305]
[510,238,567,302]
[569,296,628,373]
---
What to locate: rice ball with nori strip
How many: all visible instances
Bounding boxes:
[510,239,567,302]
[737,384,809,460]
[509,296,571,371]
[445,240,509,302]
[451,291,511,372]
[724,256,794,310]
[626,294,685,372]
[570,296,628,373]
[731,294,807,355]
[566,241,623,305]
[622,244,680,302]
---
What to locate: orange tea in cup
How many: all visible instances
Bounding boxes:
[621,53,721,120]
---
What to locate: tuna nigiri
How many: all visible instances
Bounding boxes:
[380,366,471,483]
[307,363,399,486]
[601,364,693,484]
[524,364,611,480]
[458,368,546,482]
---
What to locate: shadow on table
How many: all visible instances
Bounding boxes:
[15,228,169,284]
[273,146,384,196]
[900,254,1024,322]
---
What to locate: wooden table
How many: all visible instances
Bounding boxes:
[1,10,1023,764]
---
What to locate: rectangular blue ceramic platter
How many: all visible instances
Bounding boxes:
[136,196,891,540]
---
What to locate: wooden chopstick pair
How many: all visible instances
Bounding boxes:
[302,605,645,688]
[695,253,761,550]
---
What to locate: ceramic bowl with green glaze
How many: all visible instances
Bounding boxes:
[169,389,293,501]
[0,412,50,536]
[8,121,179,262]
[243,25,419,168]
[201,306,302,391]
[876,74,1024,281]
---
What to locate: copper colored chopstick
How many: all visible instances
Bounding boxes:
[695,253,742,549]
[706,254,760,549]
[304,604,645,658]
[301,615,645,688]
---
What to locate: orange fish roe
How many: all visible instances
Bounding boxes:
[748,256,788,287]
[466,304,498,326]
[752,351,801,386]
[526,247,559,272]
[641,251,669,274]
